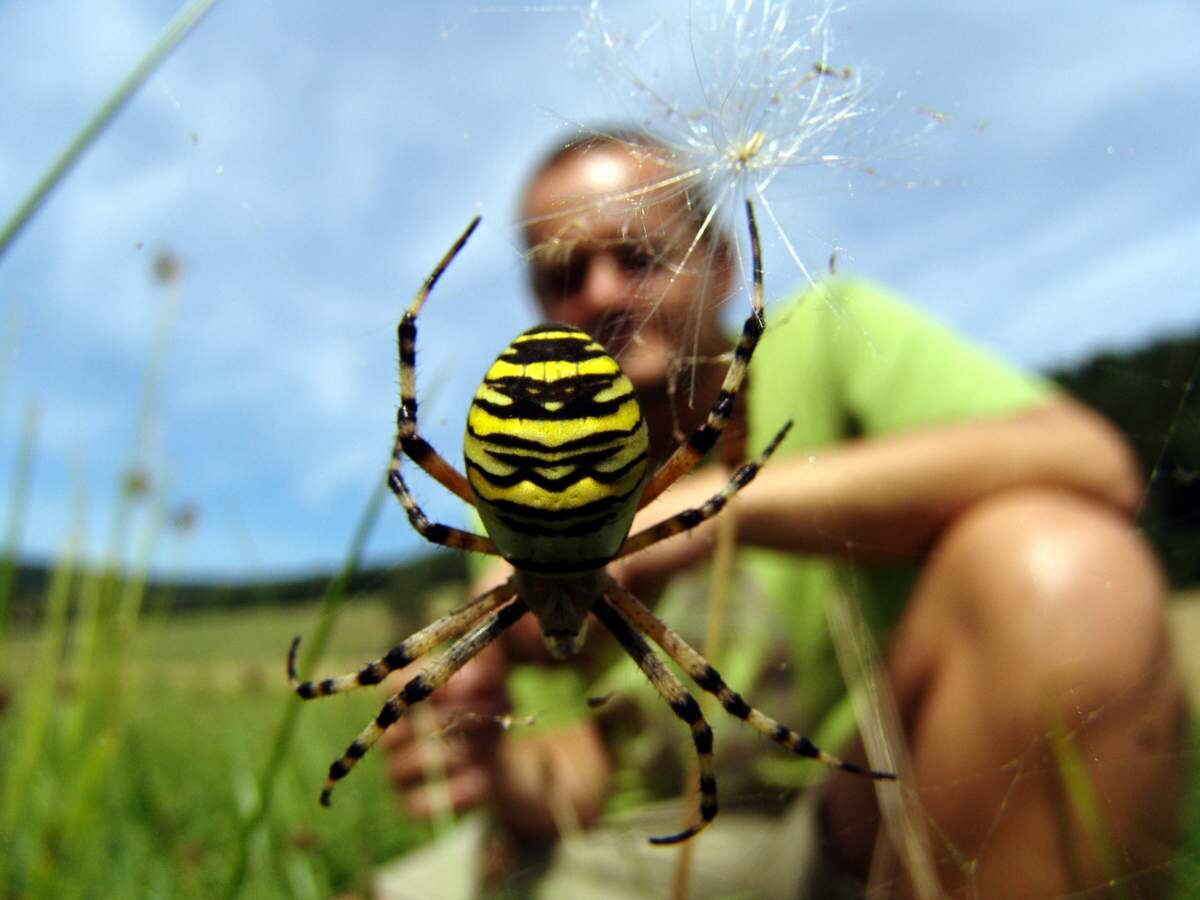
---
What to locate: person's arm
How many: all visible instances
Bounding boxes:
[616,395,1142,595]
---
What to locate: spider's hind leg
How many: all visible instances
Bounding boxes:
[592,594,718,845]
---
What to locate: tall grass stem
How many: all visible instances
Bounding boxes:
[670,508,737,900]
[0,402,40,645]
[222,475,389,900]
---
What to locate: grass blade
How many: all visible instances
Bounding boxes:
[222,475,389,900]
[0,401,39,645]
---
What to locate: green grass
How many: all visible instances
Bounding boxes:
[0,596,430,899]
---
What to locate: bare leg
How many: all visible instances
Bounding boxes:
[825,487,1187,898]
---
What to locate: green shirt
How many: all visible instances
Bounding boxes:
[510,279,1053,796]
[736,278,1052,765]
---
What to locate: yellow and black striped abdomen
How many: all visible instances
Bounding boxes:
[464,324,649,573]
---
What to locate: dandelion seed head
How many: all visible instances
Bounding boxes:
[153,249,183,286]
[578,0,872,221]
[535,1,887,407]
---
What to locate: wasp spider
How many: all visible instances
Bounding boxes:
[288,201,895,844]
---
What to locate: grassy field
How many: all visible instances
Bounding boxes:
[0,595,432,899]
[2,587,1198,899]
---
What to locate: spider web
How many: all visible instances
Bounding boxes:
[561,0,893,415]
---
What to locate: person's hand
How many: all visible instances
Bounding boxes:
[491,718,613,842]
[380,630,614,843]
[381,561,522,818]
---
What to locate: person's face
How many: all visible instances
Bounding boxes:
[521,144,731,393]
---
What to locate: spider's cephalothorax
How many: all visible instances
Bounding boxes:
[288,203,895,845]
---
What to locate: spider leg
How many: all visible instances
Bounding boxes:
[317,597,529,806]
[288,576,517,698]
[606,581,896,781]
[392,216,481,506]
[638,199,765,509]
[615,419,793,561]
[389,462,500,556]
[591,594,718,846]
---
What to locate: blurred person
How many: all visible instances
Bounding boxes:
[378,131,1186,898]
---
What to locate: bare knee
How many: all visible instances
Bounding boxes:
[901,486,1170,716]
[828,489,1186,895]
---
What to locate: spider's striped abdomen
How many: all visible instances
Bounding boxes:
[464,324,649,573]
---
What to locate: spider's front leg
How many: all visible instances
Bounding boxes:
[616,419,793,560]
[309,598,529,806]
[638,199,766,508]
[391,216,482,506]
[385,218,501,557]
[387,459,499,557]
[288,577,517,698]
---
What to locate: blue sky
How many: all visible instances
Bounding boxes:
[1,1,1197,578]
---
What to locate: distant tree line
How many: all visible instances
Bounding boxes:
[4,551,468,624]
[1051,328,1200,588]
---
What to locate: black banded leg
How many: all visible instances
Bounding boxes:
[392,216,481,506]
[288,577,517,698]
[605,581,896,782]
[638,199,766,508]
[388,464,499,556]
[616,419,793,561]
[318,598,528,806]
[591,595,718,845]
